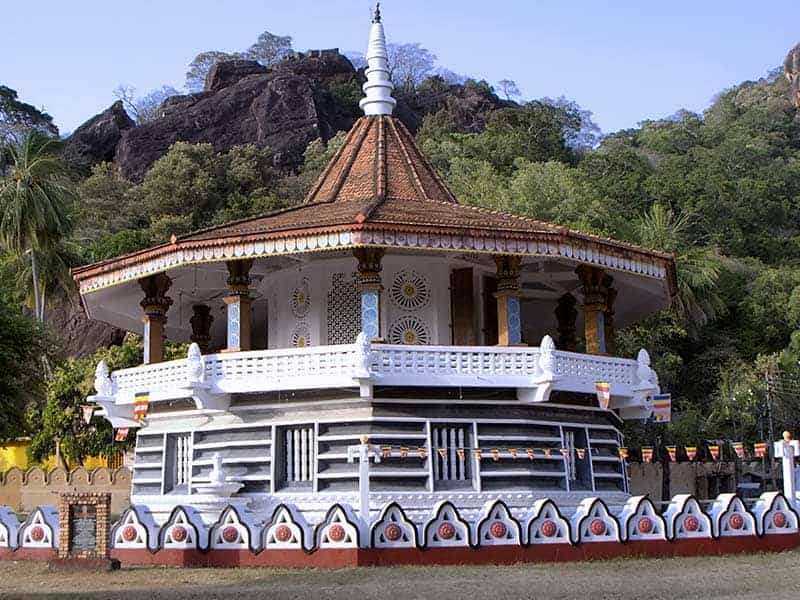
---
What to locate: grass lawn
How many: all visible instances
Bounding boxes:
[0,551,796,599]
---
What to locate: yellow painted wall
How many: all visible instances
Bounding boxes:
[0,440,118,471]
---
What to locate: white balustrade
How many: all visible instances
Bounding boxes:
[102,341,654,417]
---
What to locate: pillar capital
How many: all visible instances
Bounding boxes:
[139,273,173,315]
[226,259,253,296]
[494,255,522,294]
[576,265,610,355]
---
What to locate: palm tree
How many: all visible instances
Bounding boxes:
[0,132,74,321]
[637,203,725,333]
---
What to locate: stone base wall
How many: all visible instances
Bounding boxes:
[0,468,130,514]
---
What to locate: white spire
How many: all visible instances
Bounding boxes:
[359,2,396,116]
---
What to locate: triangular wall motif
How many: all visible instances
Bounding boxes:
[423,502,470,548]
[111,507,149,549]
[210,506,255,550]
[315,505,360,549]
[476,501,522,546]
[19,506,58,548]
[619,496,667,541]
[571,498,620,543]
[160,507,205,549]
[754,493,800,535]
[664,495,712,540]
[263,505,308,550]
[370,503,418,548]
[526,500,571,545]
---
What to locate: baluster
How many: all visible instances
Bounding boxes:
[457,428,465,479]
[286,430,293,482]
[293,429,301,482]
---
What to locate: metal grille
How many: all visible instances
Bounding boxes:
[432,426,467,481]
[326,272,361,344]
[173,433,191,487]
[564,430,577,482]
[285,426,314,482]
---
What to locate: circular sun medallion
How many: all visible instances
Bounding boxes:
[683,515,699,532]
[122,525,139,543]
[291,323,312,348]
[389,270,431,311]
[489,521,508,539]
[636,517,654,534]
[222,526,240,543]
[171,525,188,543]
[29,526,45,543]
[327,524,346,543]
[589,519,606,536]
[384,523,403,542]
[274,524,293,543]
[728,513,744,530]
[290,279,311,318]
[773,512,788,528]
[437,522,456,540]
[388,315,431,345]
[540,520,558,538]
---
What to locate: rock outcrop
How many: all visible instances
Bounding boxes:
[785,43,800,108]
[62,100,135,173]
[116,50,359,179]
[46,294,126,359]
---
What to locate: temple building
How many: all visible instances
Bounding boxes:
[74,9,676,525]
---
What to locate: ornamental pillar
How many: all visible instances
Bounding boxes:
[576,265,610,355]
[494,255,523,346]
[139,273,172,365]
[223,259,253,352]
[353,247,385,340]
[190,304,214,354]
[555,293,578,351]
[603,275,617,356]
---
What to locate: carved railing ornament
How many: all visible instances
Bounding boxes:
[187,343,205,385]
[94,360,114,397]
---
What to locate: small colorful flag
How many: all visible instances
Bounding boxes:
[732,442,745,460]
[114,427,129,442]
[641,447,653,463]
[491,448,501,462]
[544,448,552,458]
[400,446,409,458]
[133,392,150,422]
[652,393,672,423]
[709,445,720,461]
[595,382,611,410]
[527,448,535,460]
[438,448,447,460]
[619,447,629,461]
[576,448,586,460]
[456,448,465,461]
[381,446,393,459]
[509,448,518,459]
[754,442,767,458]
[685,446,697,461]
[417,447,427,459]
[667,446,677,462]
[474,448,483,460]
[560,448,570,459]
[81,405,95,425]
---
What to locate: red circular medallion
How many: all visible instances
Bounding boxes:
[171,525,188,543]
[437,522,456,540]
[121,525,138,543]
[275,524,293,543]
[683,515,699,532]
[589,518,606,536]
[222,526,240,543]
[29,526,45,543]
[489,521,508,539]
[540,519,558,538]
[636,516,654,534]
[728,513,744,530]
[327,524,346,542]
[772,511,788,528]
[383,523,403,542]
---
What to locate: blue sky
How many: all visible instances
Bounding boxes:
[2,1,796,134]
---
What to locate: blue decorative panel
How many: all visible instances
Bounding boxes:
[507,296,522,345]
[361,290,380,339]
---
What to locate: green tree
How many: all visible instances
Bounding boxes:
[0,85,58,144]
[0,132,74,321]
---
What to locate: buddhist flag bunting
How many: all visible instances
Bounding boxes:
[667,446,677,462]
[652,393,672,423]
[544,448,552,458]
[754,442,767,458]
[133,392,150,422]
[400,447,409,459]
[114,427,129,442]
[595,382,611,410]
[527,448,535,460]
[381,446,392,459]
[81,405,95,425]
[474,448,483,460]
[438,448,447,460]
[417,447,427,459]
[509,448,518,459]
[456,448,465,461]
[576,448,586,460]
[560,448,570,459]
[685,446,697,461]
[641,447,654,463]
[733,442,745,460]
[619,447,629,461]
[491,448,501,462]
[709,445,720,461]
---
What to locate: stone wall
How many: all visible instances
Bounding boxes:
[629,461,738,501]
[0,467,131,515]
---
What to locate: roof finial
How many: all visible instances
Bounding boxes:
[359,2,396,116]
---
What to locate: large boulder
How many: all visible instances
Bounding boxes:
[46,294,125,359]
[63,101,135,173]
[116,50,359,179]
[785,43,800,108]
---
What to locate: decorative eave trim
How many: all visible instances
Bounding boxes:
[73,223,674,296]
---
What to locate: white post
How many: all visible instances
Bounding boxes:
[347,435,382,524]
[773,431,800,510]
